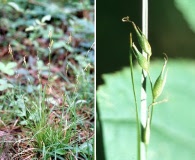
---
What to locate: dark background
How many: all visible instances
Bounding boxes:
[97,0,195,86]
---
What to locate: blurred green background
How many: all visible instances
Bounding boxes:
[97,0,195,160]
[97,0,195,85]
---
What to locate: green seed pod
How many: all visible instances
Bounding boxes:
[132,43,149,71]
[152,57,168,101]
[131,22,152,57]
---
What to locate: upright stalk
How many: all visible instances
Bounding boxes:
[140,0,148,159]
[123,1,167,159]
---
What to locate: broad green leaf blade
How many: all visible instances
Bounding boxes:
[55,149,66,155]
[0,62,5,70]
[6,62,17,69]
[97,65,142,160]
[175,0,195,33]
[0,62,17,75]
[8,2,24,13]
[97,60,195,160]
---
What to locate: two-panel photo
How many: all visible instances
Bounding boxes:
[0,0,195,160]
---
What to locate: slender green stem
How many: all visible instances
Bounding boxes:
[129,53,141,160]
[141,0,148,159]
[147,72,154,130]
[148,99,168,125]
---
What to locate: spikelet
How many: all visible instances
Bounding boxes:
[131,22,152,57]
[152,55,168,101]
[132,42,149,72]
[122,16,152,57]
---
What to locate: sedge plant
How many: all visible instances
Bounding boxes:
[122,16,168,160]
[0,29,93,159]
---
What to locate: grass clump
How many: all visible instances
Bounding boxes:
[0,24,94,160]
[0,48,94,159]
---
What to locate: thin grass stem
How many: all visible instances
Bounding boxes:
[129,53,141,160]
[141,0,148,159]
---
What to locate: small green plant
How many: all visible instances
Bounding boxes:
[122,16,168,160]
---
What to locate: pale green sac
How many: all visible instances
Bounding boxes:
[132,43,149,71]
[131,22,152,57]
[152,59,168,101]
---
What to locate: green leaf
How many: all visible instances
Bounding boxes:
[25,26,36,32]
[0,62,17,76]
[6,62,17,68]
[97,60,195,160]
[78,140,93,155]
[10,95,27,117]
[8,2,24,13]
[52,41,74,52]
[41,15,51,23]
[0,79,13,91]
[55,149,66,155]
[175,0,195,33]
